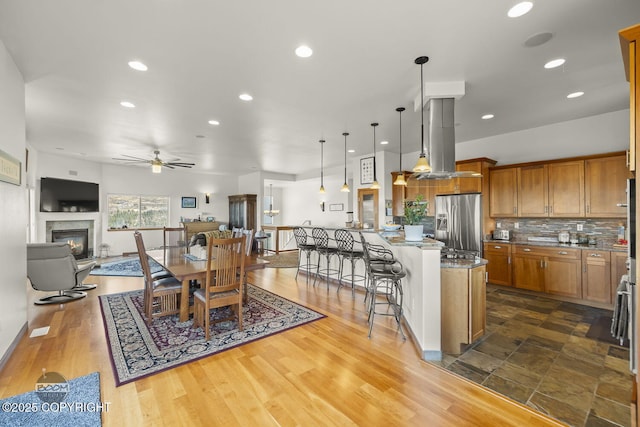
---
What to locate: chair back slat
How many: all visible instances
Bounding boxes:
[205,237,245,291]
[312,227,330,249]
[134,231,154,285]
[243,229,254,256]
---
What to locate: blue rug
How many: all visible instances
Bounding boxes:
[0,372,101,426]
[99,284,325,385]
[90,257,164,277]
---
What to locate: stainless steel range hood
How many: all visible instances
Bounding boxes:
[414,98,480,180]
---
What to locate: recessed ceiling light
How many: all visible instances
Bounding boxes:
[128,60,148,71]
[208,120,220,126]
[195,135,205,139]
[524,32,553,48]
[55,147,64,150]
[482,114,495,120]
[295,45,313,58]
[380,140,389,145]
[120,101,135,108]
[508,1,533,18]
[544,58,565,69]
[567,91,584,99]
[348,149,355,153]
[239,93,253,101]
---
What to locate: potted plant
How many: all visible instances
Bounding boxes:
[404,194,428,241]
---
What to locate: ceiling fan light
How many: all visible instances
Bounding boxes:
[393,173,407,186]
[412,154,431,173]
[341,182,350,192]
[152,163,162,174]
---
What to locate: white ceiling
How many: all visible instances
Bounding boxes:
[0,0,638,177]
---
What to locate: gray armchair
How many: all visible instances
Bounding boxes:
[27,242,97,305]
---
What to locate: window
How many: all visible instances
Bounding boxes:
[108,194,169,229]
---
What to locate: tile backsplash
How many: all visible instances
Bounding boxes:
[492,218,626,246]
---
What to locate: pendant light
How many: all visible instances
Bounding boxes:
[340,132,350,192]
[263,183,280,217]
[370,123,380,189]
[319,139,326,194]
[412,56,432,173]
[393,107,407,186]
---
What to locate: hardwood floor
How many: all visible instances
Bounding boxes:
[0,268,565,426]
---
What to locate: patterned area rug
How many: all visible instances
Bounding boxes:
[90,256,164,277]
[0,372,101,426]
[99,284,325,385]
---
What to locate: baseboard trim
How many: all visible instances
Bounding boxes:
[0,321,27,372]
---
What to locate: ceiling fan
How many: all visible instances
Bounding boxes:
[112,150,195,173]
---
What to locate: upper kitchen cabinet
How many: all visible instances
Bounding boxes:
[391,171,410,216]
[620,24,640,173]
[489,167,518,217]
[517,164,548,217]
[585,154,629,217]
[547,160,585,218]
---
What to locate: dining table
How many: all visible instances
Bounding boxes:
[148,246,269,322]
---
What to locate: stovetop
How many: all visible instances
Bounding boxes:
[440,247,480,260]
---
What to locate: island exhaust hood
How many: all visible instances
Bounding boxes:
[414,97,481,180]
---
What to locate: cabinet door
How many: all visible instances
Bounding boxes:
[489,168,518,217]
[469,265,486,343]
[544,255,582,298]
[585,155,628,217]
[548,160,585,217]
[611,251,629,302]
[512,253,544,291]
[456,161,482,194]
[582,250,612,304]
[484,243,512,286]
[517,164,548,217]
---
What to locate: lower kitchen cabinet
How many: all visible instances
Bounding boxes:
[484,242,512,286]
[512,245,581,297]
[441,264,487,354]
[512,246,545,292]
[611,250,629,301]
[582,250,612,304]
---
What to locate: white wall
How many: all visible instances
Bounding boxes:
[0,40,27,360]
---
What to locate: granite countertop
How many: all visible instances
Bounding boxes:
[379,232,444,249]
[484,239,627,253]
[441,258,488,269]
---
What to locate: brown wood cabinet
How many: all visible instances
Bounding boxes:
[182,221,222,243]
[517,164,548,217]
[489,167,518,217]
[390,171,409,216]
[582,250,612,305]
[484,242,512,286]
[620,24,640,173]
[548,160,585,218]
[441,264,486,354]
[512,245,545,292]
[544,247,582,298]
[228,194,257,231]
[585,154,628,217]
[611,250,629,300]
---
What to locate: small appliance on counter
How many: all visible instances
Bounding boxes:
[492,229,510,241]
[558,230,570,244]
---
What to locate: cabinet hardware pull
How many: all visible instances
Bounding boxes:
[586,205,590,213]
[524,248,531,252]
[508,256,511,264]
[513,207,517,214]
[494,246,501,249]
[617,203,628,208]
[589,253,601,257]
[558,251,568,255]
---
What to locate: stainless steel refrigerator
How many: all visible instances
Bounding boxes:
[435,193,482,256]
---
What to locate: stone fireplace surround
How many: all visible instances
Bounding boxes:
[42,215,98,260]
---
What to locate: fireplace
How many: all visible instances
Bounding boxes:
[52,228,89,260]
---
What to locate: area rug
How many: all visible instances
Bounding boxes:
[99,284,325,385]
[260,251,299,268]
[90,256,164,277]
[0,372,102,426]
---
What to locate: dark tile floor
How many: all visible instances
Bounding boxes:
[432,285,633,427]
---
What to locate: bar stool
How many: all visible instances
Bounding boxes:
[334,229,366,298]
[358,232,396,307]
[312,227,340,289]
[360,236,406,340]
[293,227,318,283]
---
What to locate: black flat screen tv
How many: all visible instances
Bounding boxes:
[39,177,99,212]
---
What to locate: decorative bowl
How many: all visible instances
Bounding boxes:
[382,224,401,231]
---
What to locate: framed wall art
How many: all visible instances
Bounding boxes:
[0,148,21,186]
[360,157,374,185]
[181,196,197,208]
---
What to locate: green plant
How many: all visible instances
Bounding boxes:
[404,194,428,225]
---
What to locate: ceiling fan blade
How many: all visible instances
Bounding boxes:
[119,154,150,161]
[166,162,195,167]
[162,164,176,169]
[112,157,150,164]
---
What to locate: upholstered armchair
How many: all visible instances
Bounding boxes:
[26,242,97,305]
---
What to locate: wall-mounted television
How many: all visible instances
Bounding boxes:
[39,177,99,213]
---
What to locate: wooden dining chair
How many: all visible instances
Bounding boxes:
[193,236,245,340]
[134,231,182,325]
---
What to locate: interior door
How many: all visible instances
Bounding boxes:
[358,188,379,230]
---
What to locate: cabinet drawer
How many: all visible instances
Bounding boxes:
[513,245,549,257]
[484,243,511,254]
[514,245,579,259]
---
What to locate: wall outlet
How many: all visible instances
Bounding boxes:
[577,223,583,231]
[496,222,501,229]
[514,222,519,229]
